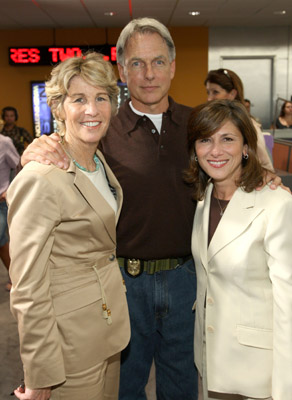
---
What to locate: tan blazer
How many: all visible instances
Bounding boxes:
[192,183,292,400]
[7,150,130,390]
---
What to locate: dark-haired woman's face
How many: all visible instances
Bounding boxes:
[284,102,292,115]
[206,82,236,101]
[195,120,248,189]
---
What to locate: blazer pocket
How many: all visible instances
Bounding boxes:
[236,324,273,350]
[52,281,101,316]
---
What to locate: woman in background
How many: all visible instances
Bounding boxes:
[186,99,292,400]
[274,100,292,129]
[204,68,273,170]
[7,52,130,400]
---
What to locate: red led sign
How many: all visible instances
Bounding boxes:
[9,45,116,66]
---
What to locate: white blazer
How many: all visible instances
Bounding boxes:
[192,183,292,400]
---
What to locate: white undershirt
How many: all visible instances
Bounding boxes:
[129,101,163,133]
[79,163,117,214]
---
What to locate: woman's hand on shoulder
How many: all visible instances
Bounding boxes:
[21,133,69,170]
[13,385,51,400]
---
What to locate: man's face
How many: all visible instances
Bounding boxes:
[118,32,175,114]
[3,110,16,125]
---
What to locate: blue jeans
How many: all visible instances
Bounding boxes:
[119,258,198,400]
[0,201,9,247]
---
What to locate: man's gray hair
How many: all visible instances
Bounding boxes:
[116,17,176,66]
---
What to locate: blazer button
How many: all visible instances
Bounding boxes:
[207,297,214,306]
[109,254,115,261]
[207,325,215,333]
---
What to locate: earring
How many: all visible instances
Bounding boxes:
[243,153,249,160]
[194,156,198,162]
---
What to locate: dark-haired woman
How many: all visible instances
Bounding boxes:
[186,99,292,400]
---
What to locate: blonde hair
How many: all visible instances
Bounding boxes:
[45,52,119,134]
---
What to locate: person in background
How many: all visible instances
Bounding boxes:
[244,98,251,114]
[274,100,292,129]
[0,133,19,291]
[204,68,272,170]
[1,106,33,155]
[186,99,292,400]
[7,52,130,400]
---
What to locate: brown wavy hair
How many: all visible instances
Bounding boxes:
[204,68,245,104]
[185,100,265,200]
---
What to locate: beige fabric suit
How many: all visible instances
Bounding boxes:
[7,149,130,399]
[192,183,292,400]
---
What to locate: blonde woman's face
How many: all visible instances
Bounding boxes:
[62,76,112,146]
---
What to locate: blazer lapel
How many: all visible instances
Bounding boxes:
[195,184,213,272]
[208,187,264,262]
[67,150,122,244]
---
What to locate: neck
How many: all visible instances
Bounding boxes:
[131,97,169,114]
[213,182,237,201]
[4,123,15,131]
[63,139,98,172]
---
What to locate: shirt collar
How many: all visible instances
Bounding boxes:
[118,97,183,133]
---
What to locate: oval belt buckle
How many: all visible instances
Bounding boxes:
[126,258,143,277]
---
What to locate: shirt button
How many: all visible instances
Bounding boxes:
[143,117,147,121]
[207,326,215,333]
[109,254,115,261]
[207,297,214,306]
[151,129,156,134]
[162,130,166,134]
[160,145,164,149]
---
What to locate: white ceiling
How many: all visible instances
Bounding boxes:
[0,0,291,30]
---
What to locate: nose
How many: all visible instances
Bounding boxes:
[207,93,215,101]
[85,100,99,116]
[210,141,223,156]
[144,63,155,80]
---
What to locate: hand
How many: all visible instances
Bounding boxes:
[14,385,51,400]
[21,133,69,170]
[256,170,291,193]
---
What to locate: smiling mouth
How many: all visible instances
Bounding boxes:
[81,122,101,127]
[208,160,228,167]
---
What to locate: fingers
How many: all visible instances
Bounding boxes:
[13,387,51,400]
[21,133,69,169]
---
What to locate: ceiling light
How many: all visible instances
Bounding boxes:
[273,10,286,15]
[188,11,200,16]
[104,11,116,16]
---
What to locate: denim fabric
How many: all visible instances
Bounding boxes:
[0,201,9,247]
[119,258,198,400]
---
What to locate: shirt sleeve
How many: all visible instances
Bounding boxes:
[252,119,274,171]
[7,169,66,389]
[5,136,20,168]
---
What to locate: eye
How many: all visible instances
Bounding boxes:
[131,60,143,68]
[96,95,110,102]
[154,59,165,66]
[198,138,211,143]
[223,136,233,142]
[73,97,84,103]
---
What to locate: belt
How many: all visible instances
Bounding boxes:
[118,255,192,277]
